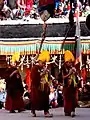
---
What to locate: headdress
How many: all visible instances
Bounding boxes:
[11,52,20,63]
[64,50,75,62]
[37,50,50,62]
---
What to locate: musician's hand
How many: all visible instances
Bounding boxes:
[40,71,46,76]
[69,69,73,75]
[72,67,76,72]
[72,67,76,74]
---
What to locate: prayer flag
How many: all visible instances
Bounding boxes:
[38,0,54,20]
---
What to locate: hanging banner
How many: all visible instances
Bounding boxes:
[38,0,54,21]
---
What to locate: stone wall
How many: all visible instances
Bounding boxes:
[0,22,90,39]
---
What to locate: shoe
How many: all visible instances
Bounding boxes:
[31,113,36,117]
[71,112,75,117]
[18,108,25,113]
[65,113,71,116]
[18,109,24,113]
[10,110,16,113]
[44,112,53,117]
[31,110,36,117]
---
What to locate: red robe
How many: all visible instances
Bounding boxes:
[30,65,49,111]
[5,67,24,111]
[25,68,31,92]
[81,68,87,84]
[39,0,54,6]
[25,0,33,15]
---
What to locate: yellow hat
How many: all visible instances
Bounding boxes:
[37,50,50,62]
[64,50,75,62]
[11,52,20,63]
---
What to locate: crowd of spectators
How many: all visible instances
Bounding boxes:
[0,0,90,21]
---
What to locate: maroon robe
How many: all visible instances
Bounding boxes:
[30,65,49,111]
[5,67,24,111]
[63,87,77,114]
[62,66,77,114]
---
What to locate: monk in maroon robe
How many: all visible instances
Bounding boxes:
[62,61,78,117]
[30,60,53,117]
[5,65,25,113]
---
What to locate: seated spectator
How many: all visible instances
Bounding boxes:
[25,0,33,16]
[2,1,13,19]
[30,4,38,19]
[54,0,60,15]
[0,79,6,108]
[57,85,63,107]
[0,0,4,11]
[0,0,5,20]
[63,4,69,16]
[0,88,6,108]
[6,0,18,19]
[7,0,17,10]
[23,85,31,110]
[16,0,26,18]
[49,86,58,108]
[58,2,64,17]
[80,84,90,101]
[84,5,90,16]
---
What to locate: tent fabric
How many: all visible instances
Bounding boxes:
[0,40,90,55]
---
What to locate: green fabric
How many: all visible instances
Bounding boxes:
[70,74,77,87]
[0,41,90,54]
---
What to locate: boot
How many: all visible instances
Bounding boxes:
[44,112,53,117]
[71,111,75,117]
[31,110,36,117]
[10,110,16,113]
